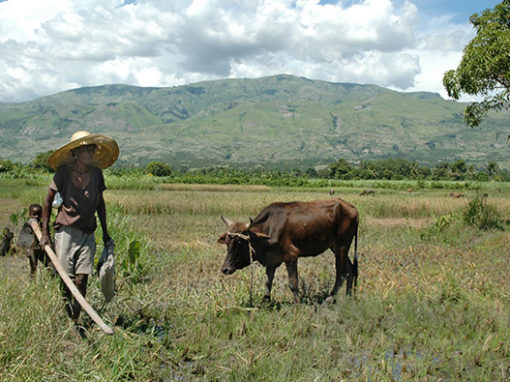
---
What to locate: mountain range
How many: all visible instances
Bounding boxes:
[0,74,508,170]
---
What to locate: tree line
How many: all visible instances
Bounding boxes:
[323,158,506,182]
[1,151,508,184]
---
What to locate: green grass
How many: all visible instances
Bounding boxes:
[1,178,509,380]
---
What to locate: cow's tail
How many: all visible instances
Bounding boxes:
[353,221,358,290]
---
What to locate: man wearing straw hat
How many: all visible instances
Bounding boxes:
[41,131,119,321]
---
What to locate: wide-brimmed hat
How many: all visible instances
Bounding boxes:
[47,131,119,170]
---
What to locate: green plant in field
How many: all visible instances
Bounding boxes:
[438,274,465,304]
[122,238,145,282]
[101,205,148,290]
[463,192,503,230]
[419,212,466,245]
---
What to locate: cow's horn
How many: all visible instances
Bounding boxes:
[246,218,254,230]
[221,216,233,227]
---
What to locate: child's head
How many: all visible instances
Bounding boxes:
[29,204,43,221]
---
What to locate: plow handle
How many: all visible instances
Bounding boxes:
[29,221,113,335]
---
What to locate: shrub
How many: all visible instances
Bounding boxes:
[463,192,503,230]
[146,161,172,177]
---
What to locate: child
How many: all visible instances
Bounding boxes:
[19,204,50,276]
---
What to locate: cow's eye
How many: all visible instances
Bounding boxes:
[233,238,246,249]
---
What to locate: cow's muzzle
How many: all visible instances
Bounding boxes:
[221,265,236,275]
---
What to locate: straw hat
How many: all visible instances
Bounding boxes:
[47,131,119,170]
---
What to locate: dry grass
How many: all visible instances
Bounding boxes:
[104,185,510,304]
[157,183,272,192]
[366,217,434,229]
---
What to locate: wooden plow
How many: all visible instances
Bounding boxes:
[28,220,114,335]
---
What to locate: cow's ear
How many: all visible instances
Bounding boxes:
[217,233,227,244]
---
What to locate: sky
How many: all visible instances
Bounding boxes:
[0,0,502,103]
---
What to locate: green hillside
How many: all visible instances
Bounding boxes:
[0,74,508,169]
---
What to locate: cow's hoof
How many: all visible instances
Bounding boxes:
[325,296,336,304]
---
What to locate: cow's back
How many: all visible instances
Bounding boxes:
[252,199,358,257]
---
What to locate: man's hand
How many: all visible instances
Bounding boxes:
[40,233,52,248]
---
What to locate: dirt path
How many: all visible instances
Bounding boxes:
[366,217,434,229]
[0,198,25,227]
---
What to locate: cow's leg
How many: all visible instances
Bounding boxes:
[264,265,277,301]
[285,260,299,303]
[330,245,354,299]
[344,254,354,296]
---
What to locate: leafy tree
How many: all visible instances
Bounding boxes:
[486,161,499,176]
[443,1,510,127]
[450,159,467,180]
[305,167,318,178]
[451,160,467,174]
[358,168,376,180]
[0,158,14,173]
[415,165,432,179]
[146,161,172,177]
[329,158,353,179]
[317,168,331,178]
[290,168,302,177]
[32,150,55,172]
[432,162,450,180]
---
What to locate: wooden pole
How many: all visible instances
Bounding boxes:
[29,220,113,335]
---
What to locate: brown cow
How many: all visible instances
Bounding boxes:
[449,192,464,198]
[217,199,359,303]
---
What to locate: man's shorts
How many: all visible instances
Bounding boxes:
[54,226,96,276]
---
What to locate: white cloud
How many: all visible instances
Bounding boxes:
[0,0,476,102]
[0,0,71,43]
[401,11,476,99]
[134,65,163,86]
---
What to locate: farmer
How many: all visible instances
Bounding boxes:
[41,131,119,321]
